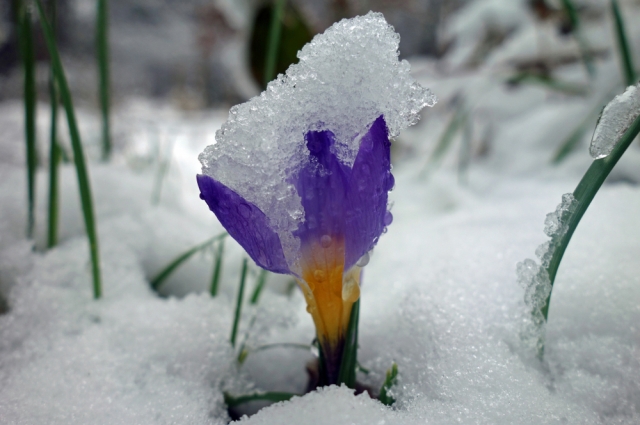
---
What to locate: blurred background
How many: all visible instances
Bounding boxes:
[0,0,462,106]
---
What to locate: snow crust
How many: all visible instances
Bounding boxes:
[199,12,435,261]
[590,83,640,159]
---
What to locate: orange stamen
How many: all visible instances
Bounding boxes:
[296,237,361,375]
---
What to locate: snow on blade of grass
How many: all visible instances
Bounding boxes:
[590,83,640,159]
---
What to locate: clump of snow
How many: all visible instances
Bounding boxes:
[517,192,577,349]
[199,11,436,261]
[590,83,640,159]
[234,385,399,424]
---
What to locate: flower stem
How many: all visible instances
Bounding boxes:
[337,299,360,388]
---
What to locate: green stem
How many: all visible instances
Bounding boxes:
[209,237,225,297]
[378,363,398,406]
[337,299,360,388]
[150,232,227,291]
[249,269,268,304]
[611,0,637,86]
[263,0,286,86]
[230,258,248,348]
[35,0,102,298]
[541,112,640,321]
[560,0,595,78]
[97,0,111,161]
[18,0,38,239]
[47,0,60,248]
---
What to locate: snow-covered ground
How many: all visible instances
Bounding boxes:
[1,1,640,424]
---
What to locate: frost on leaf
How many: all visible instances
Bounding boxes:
[590,83,640,159]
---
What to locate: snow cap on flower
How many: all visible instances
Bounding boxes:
[198,11,436,273]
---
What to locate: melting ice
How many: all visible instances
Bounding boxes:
[198,12,436,261]
[517,193,577,346]
[590,83,640,159]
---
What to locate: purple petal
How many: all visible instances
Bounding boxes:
[196,174,290,274]
[293,130,350,247]
[344,115,392,269]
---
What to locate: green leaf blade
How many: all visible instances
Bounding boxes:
[541,105,640,323]
[230,258,249,348]
[97,0,111,161]
[35,0,102,298]
[18,0,38,239]
[337,299,360,388]
[379,363,398,406]
[611,0,637,86]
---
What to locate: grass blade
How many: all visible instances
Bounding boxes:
[458,115,473,184]
[552,94,615,164]
[235,269,272,363]
[230,258,249,348]
[17,0,38,239]
[97,0,111,160]
[420,106,467,177]
[611,0,637,86]
[263,0,286,86]
[35,0,102,298]
[47,0,60,248]
[249,269,268,304]
[224,391,297,407]
[209,237,225,296]
[378,363,398,406]
[150,232,227,291]
[541,107,640,323]
[506,72,589,96]
[337,299,360,388]
[551,121,590,164]
[560,0,595,78]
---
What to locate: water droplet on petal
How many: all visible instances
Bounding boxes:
[199,193,205,200]
[342,276,360,302]
[384,211,393,226]
[385,173,395,191]
[356,252,370,267]
[320,235,332,248]
[237,203,252,218]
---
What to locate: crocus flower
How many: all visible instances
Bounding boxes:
[197,115,393,383]
[196,12,434,385]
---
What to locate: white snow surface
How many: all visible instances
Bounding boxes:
[199,12,436,266]
[3,2,640,424]
[1,147,639,424]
